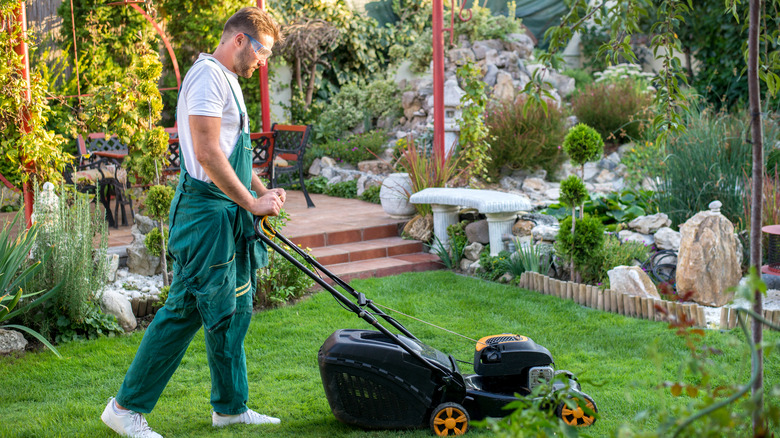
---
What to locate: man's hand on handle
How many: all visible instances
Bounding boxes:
[250,188,285,216]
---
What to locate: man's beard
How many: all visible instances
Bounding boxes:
[236,48,257,78]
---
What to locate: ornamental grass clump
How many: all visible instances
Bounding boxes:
[657,107,780,227]
[484,97,568,177]
[572,78,654,145]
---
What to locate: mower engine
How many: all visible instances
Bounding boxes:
[473,334,554,394]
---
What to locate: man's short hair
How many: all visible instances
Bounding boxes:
[223,7,281,43]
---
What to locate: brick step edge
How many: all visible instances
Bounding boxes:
[289,223,403,249]
[308,253,443,288]
[309,237,423,266]
[518,272,712,328]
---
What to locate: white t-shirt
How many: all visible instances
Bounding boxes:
[176,54,249,182]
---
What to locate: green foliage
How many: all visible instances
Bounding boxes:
[456,61,492,181]
[0,7,70,188]
[767,147,780,176]
[480,374,597,437]
[484,97,568,177]
[555,214,605,275]
[75,51,168,184]
[478,248,511,281]
[308,130,388,167]
[656,107,780,228]
[546,189,658,231]
[562,68,594,96]
[452,3,521,43]
[144,185,175,219]
[563,123,604,167]
[677,1,780,111]
[622,139,667,189]
[431,221,469,269]
[21,185,112,344]
[255,211,315,308]
[0,212,61,357]
[582,234,651,287]
[406,29,434,74]
[324,179,358,199]
[315,80,399,142]
[155,285,170,308]
[359,185,381,204]
[559,175,588,209]
[512,241,553,276]
[304,176,328,194]
[144,227,169,258]
[572,79,654,146]
[53,301,123,344]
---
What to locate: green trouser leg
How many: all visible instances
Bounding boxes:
[116,250,254,415]
[206,249,254,415]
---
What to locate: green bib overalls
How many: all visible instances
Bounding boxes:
[116,59,267,416]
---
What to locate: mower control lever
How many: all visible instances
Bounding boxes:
[357,293,367,306]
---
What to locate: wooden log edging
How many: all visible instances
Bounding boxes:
[517,272,709,328]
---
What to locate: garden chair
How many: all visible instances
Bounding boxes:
[74,133,134,228]
[269,123,315,208]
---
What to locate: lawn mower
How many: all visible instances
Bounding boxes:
[253,217,597,436]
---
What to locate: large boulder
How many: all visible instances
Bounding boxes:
[126,225,162,276]
[0,328,27,354]
[465,220,490,244]
[607,266,660,299]
[676,210,741,306]
[101,289,137,332]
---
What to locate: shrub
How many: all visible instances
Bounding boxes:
[621,139,667,189]
[325,179,358,199]
[315,80,400,142]
[22,185,118,342]
[767,147,780,175]
[656,107,780,228]
[555,214,605,277]
[144,227,169,258]
[559,175,588,210]
[359,185,381,204]
[311,130,388,167]
[562,123,604,169]
[255,212,315,308]
[571,79,654,145]
[582,234,651,287]
[485,97,568,177]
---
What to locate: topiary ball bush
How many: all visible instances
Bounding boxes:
[555,214,605,270]
[559,175,588,209]
[562,123,604,167]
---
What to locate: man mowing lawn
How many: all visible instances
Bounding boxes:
[100,7,285,438]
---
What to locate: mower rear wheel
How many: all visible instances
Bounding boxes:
[556,393,597,427]
[430,402,469,436]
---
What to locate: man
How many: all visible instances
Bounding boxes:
[101,8,285,438]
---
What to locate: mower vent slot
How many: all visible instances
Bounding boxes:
[487,335,522,345]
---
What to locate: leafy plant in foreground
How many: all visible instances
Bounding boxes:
[0,212,61,357]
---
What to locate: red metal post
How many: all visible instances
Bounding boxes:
[432,0,445,168]
[257,0,271,132]
[14,1,34,228]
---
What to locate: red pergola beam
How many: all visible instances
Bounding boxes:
[14,1,33,228]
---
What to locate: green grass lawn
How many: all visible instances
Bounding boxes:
[1,271,778,437]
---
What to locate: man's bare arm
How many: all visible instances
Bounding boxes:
[190,115,282,216]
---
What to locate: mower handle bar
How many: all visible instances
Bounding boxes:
[253,216,460,382]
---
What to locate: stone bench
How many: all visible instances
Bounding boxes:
[409,188,532,255]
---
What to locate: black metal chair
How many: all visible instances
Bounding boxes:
[269,123,315,208]
[75,133,134,228]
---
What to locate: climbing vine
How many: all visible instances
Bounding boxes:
[456,61,491,181]
[0,2,70,187]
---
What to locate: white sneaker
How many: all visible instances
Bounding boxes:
[101,398,163,438]
[212,409,281,427]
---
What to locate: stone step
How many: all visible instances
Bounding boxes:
[310,237,423,265]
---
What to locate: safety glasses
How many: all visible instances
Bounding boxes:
[242,32,272,59]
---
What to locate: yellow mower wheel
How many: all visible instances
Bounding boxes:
[556,393,597,427]
[430,402,469,436]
